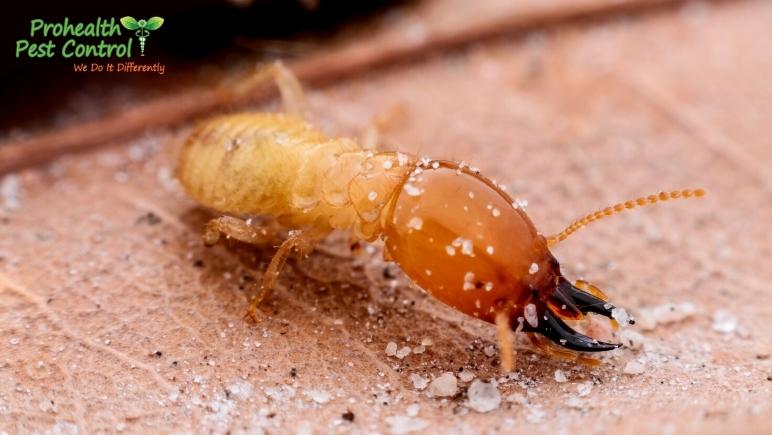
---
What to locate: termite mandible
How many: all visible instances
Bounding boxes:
[177,62,705,371]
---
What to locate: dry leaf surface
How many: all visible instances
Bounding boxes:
[1,1,771,433]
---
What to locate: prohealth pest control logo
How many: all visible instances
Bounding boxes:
[119,16,164,56]
[14,15,167,74]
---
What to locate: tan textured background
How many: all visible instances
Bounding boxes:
[1,0,771,433]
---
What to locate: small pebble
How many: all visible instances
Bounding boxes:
[712,310,738,334]
[396,346,412,359]
[410,373,429,390]
[623,360,646,375]
[304,389,331,404]
[467,379,501,413]
[524,304,538,328]
[386,342,398,356]
[459,369,476,383]
[577,381,593,397]
[611,307,631,325]
[428,372,458,397]
[554,369,567,383]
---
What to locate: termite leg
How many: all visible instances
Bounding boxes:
[270,61,306,118]
[232,60,306,118]
[495,310,515,373]
[361,104,407,151]
[244,229,319,323]
[203,216,280,247]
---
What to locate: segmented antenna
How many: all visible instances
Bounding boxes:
[546,188,706,247]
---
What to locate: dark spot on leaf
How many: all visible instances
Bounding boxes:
[382,266,397,279]
[136,211,162,226]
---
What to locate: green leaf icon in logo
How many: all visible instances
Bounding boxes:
[120,16,164,56]
[120,16,140,30]
[144,17,164,30]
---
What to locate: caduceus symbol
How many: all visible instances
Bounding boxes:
[120,16,164,56]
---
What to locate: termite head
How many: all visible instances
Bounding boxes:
[383,159,704,353]
[382,161,619,351]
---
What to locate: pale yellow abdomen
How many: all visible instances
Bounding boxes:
[178,113,347,216]
[178,112,414,238]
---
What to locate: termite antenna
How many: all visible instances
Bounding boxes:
[546,188,706,247]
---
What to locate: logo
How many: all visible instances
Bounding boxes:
[14,16,167,74]
[119,16,164,56]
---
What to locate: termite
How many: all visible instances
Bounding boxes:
[177,62,706,371]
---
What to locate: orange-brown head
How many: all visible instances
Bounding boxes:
[383,160,704,352]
